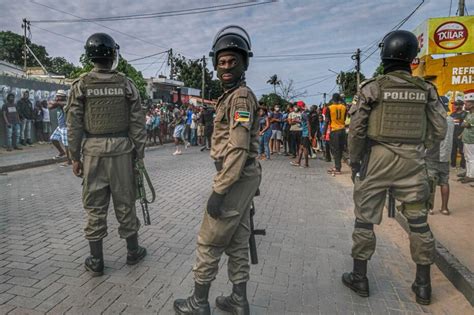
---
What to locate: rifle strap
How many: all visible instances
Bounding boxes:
[137,163,156,204]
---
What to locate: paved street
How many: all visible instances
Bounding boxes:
[0,145,471,314]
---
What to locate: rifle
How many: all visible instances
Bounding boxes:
[134,160,156,226]
[387,188,396,218]
[249,189,266,265]
[427,175,439,211]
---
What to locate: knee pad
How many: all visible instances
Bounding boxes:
[354,219,374,231]
[407,216,431,234]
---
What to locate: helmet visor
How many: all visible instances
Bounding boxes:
[111,45,120,71]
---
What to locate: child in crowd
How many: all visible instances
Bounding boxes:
[34,100,44,144]
[258,107,272,160]
[152,109,162,145]
[41,100,51,142]
[145,110,153,144]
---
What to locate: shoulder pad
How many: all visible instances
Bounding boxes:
[71,72,88,85]
[126,77,135,85]
[360,77,377,89]
[234,86,250,98]
[424,80,438,90]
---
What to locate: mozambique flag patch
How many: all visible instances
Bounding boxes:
[234,110,250,122]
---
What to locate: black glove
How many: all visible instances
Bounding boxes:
[350,162,361,183]
[206,191,226,219]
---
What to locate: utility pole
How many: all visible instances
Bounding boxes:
[352,48,361,92]
[21,18,30,76]
[168,48,174,80]
[201,55,206,102]
[458,0,465,16]
[323,93,327,104]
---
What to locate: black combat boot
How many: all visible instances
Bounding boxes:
[173,282,211,315]
[125,233,147,265]
[216,282,250,315]
[342,259,369,297]
[84,240,104,276]
[412,264,431,305]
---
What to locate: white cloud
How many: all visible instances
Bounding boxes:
[2,0,452,103]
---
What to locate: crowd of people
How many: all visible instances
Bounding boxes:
[425,91,474,216]
[1,89,71,164]
[255,93,350,173]
[4,89,473,191]
[143,102,215,155]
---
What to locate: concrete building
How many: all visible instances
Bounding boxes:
[146,76,184,103]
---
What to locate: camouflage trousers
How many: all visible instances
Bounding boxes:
[82,153,140,241]
[193,162,261,284]
[352,145,435,265]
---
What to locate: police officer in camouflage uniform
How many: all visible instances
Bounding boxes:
[342,30,447,305]
[67,33,147,277]
[174,26,261,315]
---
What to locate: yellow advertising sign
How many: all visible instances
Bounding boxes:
[412,54,474,110]
[413,16,474,56]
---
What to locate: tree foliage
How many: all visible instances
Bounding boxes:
[373,63,384,78]
[49,57,77,77]
[278,79,307,102]
[71,54,148,100]
[0,31,50,69]
[336,71,366,97]
[266,74,281,94]
[0,30,82,76]
[172,54,223,100]
[259,93,290,109]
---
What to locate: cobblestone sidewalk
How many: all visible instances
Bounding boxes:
[0,146,471,314]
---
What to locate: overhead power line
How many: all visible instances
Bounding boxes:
[298,74,337,90]
[128,50,169,62]
[254,55,351,63]
[30,0,176,53]
[29,24,147,58]
[30,1,273,23]
[360,0,425,65]
[254,52,353,59]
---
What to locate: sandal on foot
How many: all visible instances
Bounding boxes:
[440,209,450,215]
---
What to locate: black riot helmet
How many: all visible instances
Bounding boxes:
[209,25,253,70]
[85,33,120,68]
[379,30,419,63]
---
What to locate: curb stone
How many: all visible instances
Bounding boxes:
[394,210,474,306]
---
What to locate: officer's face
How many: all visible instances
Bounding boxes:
[217,53,238,82]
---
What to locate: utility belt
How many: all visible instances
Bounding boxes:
[214,157,256,172]
[85,130,129,138]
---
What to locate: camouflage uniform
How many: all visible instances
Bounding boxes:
[67,68,146,241]
[193,82,261,285]
[349,70,447,265]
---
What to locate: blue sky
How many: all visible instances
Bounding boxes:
[1,0,461,104]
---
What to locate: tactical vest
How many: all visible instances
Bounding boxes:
[82,73,129,135]
[367,72,428,144]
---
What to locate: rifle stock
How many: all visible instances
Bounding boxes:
[249,200,266,265]
[134,161,155,226]
[388,188,395,218]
